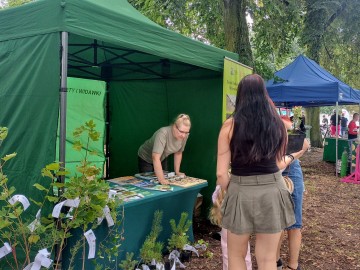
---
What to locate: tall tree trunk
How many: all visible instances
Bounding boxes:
[223,0,253,67]
[305,107,322,147]
[302,0,327,147]
[303,0,349,147]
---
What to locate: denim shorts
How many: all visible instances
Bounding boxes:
[282,159,304,229]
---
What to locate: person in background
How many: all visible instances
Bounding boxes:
[340,112,348,138]
[299,112,306,133]
[321,115,329,127]
[211,185,252,270]
[277,116,310,270]
[217,74,295,270]
[347,113,359,140]
[330,110,341,137]
[137,114,191,184]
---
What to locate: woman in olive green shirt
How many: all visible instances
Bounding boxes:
[138,114,191,184]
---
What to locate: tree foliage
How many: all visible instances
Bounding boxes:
[0,0,32,8]
[250,0,304,77]
[129,0,225,48]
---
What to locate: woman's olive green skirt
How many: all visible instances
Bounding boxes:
[221,172,295,234]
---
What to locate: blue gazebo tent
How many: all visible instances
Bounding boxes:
[266,55,360,107]
[266,55,360,174]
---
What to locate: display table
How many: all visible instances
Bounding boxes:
[323,138,351,162]
[62,180,207,269]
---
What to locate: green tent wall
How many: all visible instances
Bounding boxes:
[0,0,238,261]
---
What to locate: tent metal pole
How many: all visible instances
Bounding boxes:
[105,82,110,179]
[336,102,338,177]
[60,32,68,184]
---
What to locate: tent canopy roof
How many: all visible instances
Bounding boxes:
[266,55,360,107]
[0,0,238,80]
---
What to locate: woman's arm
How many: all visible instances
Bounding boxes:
[277,138,310,170]
[152,153,169,185]
[216,119,233,191]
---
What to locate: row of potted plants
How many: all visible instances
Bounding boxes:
[119,211,211,270]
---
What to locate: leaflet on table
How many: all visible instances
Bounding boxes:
[134,172,207,187]
[109,177,173,192]
[167,176,208,188]
[120,181,173,192]
[135,171,171,182]
[111,185,150,202]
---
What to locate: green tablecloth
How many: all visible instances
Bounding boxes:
[62,181,207,269]
[323,138,351,162]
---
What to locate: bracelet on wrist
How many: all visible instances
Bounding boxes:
[287,154,295,162]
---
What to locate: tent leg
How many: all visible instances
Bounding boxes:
[54,31,68,270]
[59,31,68,184]
[105,82,110,179]
[336,102,338,177]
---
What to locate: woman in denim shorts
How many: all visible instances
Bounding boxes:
[281,160,304,270]
[277,116,308,270]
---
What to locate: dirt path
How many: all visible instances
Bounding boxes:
[187,148,360,269]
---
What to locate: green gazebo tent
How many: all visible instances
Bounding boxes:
[0,0,237,227]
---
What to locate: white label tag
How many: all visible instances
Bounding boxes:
[103,205,114,227]
[63,198,80,208]
[0,243,12,259]
[28,209,42,233]
[84,229,96,259]
[51,201,65,218]
[183,244,199,257]
[24,248,53,270]
[52,198,80,218]
[108,189,117,200]
[8,194,30,210]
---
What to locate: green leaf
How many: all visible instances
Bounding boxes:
[33,183,48,191]
[8,213,17,219]
[28,234,40,244]
[0,175,8,186]
[0,219,11,229]
[55,170,70,176]
[86,120,96,129]
[29,198,43,207]
[41,168,54,178]
[0,127,8,140]
[14,206,23,216]
[72,141,83,151]
[46,196,59,203]
[2,152,17,161]
[52,182,65,188]
[46,163,60,171]
[89,131,100,141]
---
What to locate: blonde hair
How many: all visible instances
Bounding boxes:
[209,186,226,227]
[174,113,191,128]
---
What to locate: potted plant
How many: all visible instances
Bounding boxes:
[119,252,137,270]
[167,212,192,263]
[0,121,122,270]
[194,239,213,259]
[139,210,164,270]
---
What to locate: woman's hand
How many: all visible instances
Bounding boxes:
[175,172,186,178]
[302,138,310,151]
[159,179,170,185]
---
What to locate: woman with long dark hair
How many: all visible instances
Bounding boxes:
[217,74,296,270]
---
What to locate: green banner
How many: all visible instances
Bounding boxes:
[56,77,106,179]
[222,57,253,121]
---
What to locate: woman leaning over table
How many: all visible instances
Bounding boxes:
[217,74,295,270]
[138,114,191,185]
